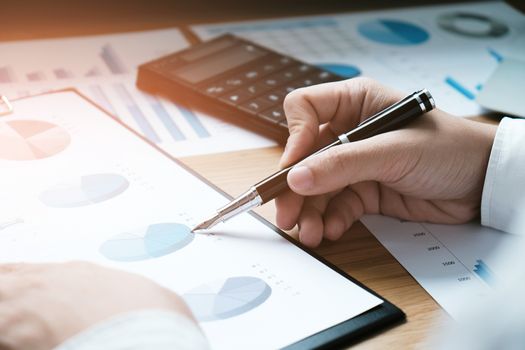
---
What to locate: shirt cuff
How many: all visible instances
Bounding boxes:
[481,117,525,234]
[55,309,209,350]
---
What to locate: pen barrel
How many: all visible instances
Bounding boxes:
[256,167,291,203]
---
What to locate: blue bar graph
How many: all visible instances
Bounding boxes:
[445,76,475,100]
[54,68,73,79]
[148,98,186,141]
[0,66,15,83]
[488,48,503,63]
[89,85,116,115]
[473,259,495,285]
[114,84,160,143]
[178,106,210,138]
[27,71,45,82]
[100,45,128,75]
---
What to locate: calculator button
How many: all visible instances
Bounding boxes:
[225,78,243,87]
[201,84,227,96]
[259,107,286,123]
[244,83,271,96]
[262,92,284,104]
[242,69,260,79]
[239,98,274,114]
[294,63,314,75]
[219,89,252,105]
[262,77,279,87]
[294,76,315,88]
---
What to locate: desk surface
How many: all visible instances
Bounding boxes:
[2,3,500,348]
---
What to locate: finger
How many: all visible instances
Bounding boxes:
[323,187,366,241]
[297,195,331,247]
[275,191,304,230]
[287,130,417,196]
[280,78,403,167]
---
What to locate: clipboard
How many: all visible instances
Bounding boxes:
[0,89,405,349]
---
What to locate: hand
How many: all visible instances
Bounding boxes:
[0,262,194,350]
[276,78,497,247]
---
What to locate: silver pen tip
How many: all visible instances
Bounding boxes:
[191,213,221,232]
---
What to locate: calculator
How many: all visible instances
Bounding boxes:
[136,34,345,144]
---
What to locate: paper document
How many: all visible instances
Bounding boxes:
[361,215,522,319]
[0,91,382,349]
[192,1,525,117]
[0,29,276,156]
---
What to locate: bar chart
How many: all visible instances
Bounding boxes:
[361,215,518,319]
[0,29,276,156]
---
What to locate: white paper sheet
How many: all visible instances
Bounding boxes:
[0,91,382,349]
[361,215,522,319]
[192,1,525,117]
[0,29,276,156]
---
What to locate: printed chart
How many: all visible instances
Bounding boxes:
[100,223,193,261]
[192,1,525,117]
[0,120,70,160]
[183,276,272,322]
[357,19,430,45]
[39,174,129,208]
[361,215,520,318]
[0,29,276,157]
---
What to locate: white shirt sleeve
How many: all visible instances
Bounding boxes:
[54,310,209,350]
[481,117,525,234]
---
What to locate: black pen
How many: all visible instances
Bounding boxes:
[192,89,435,232]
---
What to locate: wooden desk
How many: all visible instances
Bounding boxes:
[3,3,501,348]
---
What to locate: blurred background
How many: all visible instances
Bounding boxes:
[3,0,522,40]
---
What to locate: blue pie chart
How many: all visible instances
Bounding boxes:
[358,19,429,45]
[183,276,271,322]
[100,223,193,262]
[317,63,361,78]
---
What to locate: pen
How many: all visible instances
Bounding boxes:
[192,89,435,232]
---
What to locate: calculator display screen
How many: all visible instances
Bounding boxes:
[173,44,267,84]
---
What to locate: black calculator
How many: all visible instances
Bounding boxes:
[136,34,345,144]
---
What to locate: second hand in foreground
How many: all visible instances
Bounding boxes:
[192,89,435,232]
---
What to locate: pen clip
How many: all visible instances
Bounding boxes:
[0,95,14,117]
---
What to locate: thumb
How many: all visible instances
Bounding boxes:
[287,132,410,195]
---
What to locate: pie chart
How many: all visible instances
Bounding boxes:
[183,276,271,322]
[317,63,361,78]
[100,223,193,262]
[39,174,129,208]
[0,120,70,160]
[358,19,429,45]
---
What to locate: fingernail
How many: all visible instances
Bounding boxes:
[288,166,314,191]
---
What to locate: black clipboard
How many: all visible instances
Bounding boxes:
[4,88,405,349]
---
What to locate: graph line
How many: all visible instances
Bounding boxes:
[0,66,15,83]
[113,84,160,143]
[148,98,186,141]
[178,106,210,138]
[445,76,475,100]
[100,44,128,74]
[89,85,116,115]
